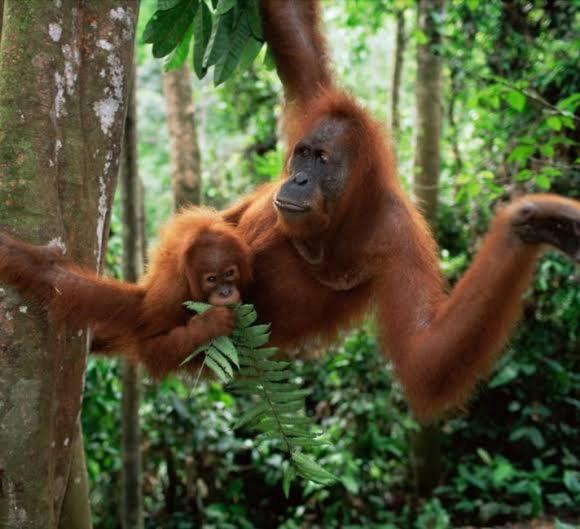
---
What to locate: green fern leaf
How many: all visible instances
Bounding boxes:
[207,346,234,378]
[212,335,239,367]
[291,452,337,485]
[204,355,231,384]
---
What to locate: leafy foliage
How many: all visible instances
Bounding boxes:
[143,0,264,84]
[183,301,337,493]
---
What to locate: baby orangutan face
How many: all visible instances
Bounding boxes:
[201,263,241,306]
[192,229,251,307]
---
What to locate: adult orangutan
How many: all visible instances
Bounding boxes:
[220,0,580,419]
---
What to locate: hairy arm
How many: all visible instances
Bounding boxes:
[0,231,144,335]
[377,195,579,420]
[260,0,332,105]
[136,306,235,378]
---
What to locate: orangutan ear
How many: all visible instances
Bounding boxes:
[180,237,204,301]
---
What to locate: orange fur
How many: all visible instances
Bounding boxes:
[219,0,580,420]
[0,207,251,378]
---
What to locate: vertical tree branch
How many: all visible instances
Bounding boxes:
[411,0,444,497]
[413,0,443,231]
[390,9,406,139]
[120,76,144,529]
[163,63,202,209]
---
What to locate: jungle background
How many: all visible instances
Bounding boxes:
[2,0,578,528]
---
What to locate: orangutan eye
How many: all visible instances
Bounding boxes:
[206,275,217,283]
[316,150,329,164]
[225,269,235,278]
[296,145,311,157]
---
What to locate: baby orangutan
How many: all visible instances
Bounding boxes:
[0,208,252,377]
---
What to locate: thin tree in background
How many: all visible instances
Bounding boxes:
[0,2,138,528]
[163,63,202,208]
[390,9,406,139]
[120,80,145,529]
[411,0,444,497]
[414,0,443,229]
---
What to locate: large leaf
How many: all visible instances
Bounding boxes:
[246,0,263,39]
[192,0,213,78]
[291,452,337,485]
[152,2,197,59]
[204,8,235,68]
[163,24,194,71]
[214,15,251,85]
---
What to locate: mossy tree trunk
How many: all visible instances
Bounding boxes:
[163,63,202,209]
[120,76,145,529]
[411,0,444,498]
[0,2,138,528]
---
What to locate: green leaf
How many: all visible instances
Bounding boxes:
[291,452,337,485]
[234,402,269,429]
[414,28,427,45]
[246,0,263,39]
[283,465,296,498]
[205,355,231,384]
[563,470,580,494]
[184,300,212,313]
[207,346,234,378]
[237,37,263,71]
[268,389,310,402]
[240,347,277,359]
[539,144,554,158]
[238,332,270,348]
[213,336,239,367]
[263,370,291,382]
[505,90,526,112]
[214,14,252,85]
[205,8,235,67]
[158,0,184,10]
[556,93,580,111]
[192,0,212,78]
[149,1,198,59]
[546,116,562,131]
[163,24,193,71]
[180,344,207,365]
[236,306,257,327]
[507,144,534,163]
[215,0,236,15]
[535,173,551,190]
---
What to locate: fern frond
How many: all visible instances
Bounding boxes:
[182,301,337,494]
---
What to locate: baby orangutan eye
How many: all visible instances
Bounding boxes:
[225,268,235,278]
[205,275,217,284]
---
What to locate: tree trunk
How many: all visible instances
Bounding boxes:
[0,2,138,528]
[163,63,202,209]
[414,0,443,230]
[120,79,145,529]
[390,9,406,139]
[411,0,444,497]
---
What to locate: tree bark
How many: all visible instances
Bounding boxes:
[390,9,406,139]
[414,0,443,230]
[120,79,144,529]
[163,63,202,209]
[411,0,444,497]
[0,2,138,528]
